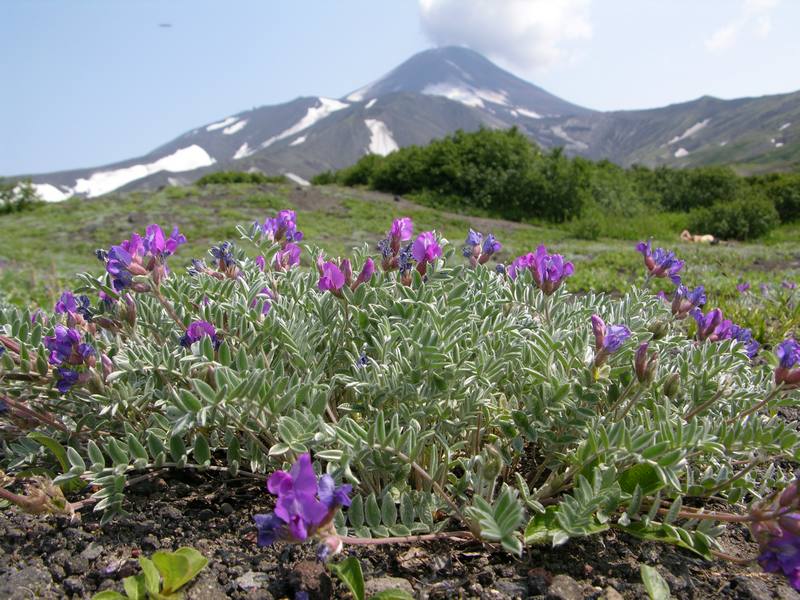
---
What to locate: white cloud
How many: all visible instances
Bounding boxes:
[705,0,779,53]
[418,0,592,72]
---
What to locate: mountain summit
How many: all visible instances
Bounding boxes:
[19,47,800,200]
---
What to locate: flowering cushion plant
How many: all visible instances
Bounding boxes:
[1,209,799,587]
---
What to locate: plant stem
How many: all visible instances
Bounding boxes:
[152,288,185,330]
[729,385,784,424]
[683,389,724,421]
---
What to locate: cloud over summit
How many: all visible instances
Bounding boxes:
[418,0,592,73]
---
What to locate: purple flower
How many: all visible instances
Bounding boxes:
[635,241,684,284]
[319,262,345,294]
[55,291,92,323]
[761,283,770,296]
[412,232,442,272]
[691,308,725,341]
[482,234,502,257]
[352,258,375,290]
[250,288,273,315]
[463,230,502,266]
[671,285,706,318]
[737,282,751,293]
[263,210,303,244]
[776,339,800,388]
[729,324,760,359]
[591,315,631,366]
[274,243,301,271]
[318,474,353,510]
[144,224,186,258]
[253,512,285,547]
[255,255,266,271]
[757,522,800,590]
[44,325,94,366]
[509,246,574,295]
[267,454,329,541]
[784,281,798,290]
[54,368,81,393]
[210,242,237,268]
[180,320,220,349]
[390,217,414,244]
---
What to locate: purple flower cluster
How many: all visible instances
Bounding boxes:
[670,285,706,319]
[752,480,800,590]
[44,325,96,392]
[507,245,574,295]
[635,240,684,284]
[317,257,375,295]
[250,287,274,316]
[261,210,303,245]
[179,320,220,349]
[273,243,302,272]
[691,308,759,359]
[462,229,502,267]
[253,453,351,545]
[776,339,800,388]
[102,224,186,291]
[378,217,414,272]
[55,291,93,327]
[591,315,631,366]
[412,231,442,277]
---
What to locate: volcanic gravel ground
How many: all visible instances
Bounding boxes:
[1,470,799,599]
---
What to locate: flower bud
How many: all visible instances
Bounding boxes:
[663,373,681,399]
[647,320,670,340]
[634,343,657,385]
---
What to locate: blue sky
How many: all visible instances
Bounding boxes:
[2,0,799,175]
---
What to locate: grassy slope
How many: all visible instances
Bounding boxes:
[1,182,798,312]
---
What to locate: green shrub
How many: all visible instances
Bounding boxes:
[688,191,780,240]
[195,171,286,186]
[0,178,42,215]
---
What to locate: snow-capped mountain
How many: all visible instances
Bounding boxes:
[18,46,800,200]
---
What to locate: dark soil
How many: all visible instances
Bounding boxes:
[1,470,798,600]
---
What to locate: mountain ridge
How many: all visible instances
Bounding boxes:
[14,46,800,201]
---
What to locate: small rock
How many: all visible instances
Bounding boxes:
[141,535,160,551]
[547,574,584,600]
[220,502,234,515]
[81,542,105,561]
[364,576,415,597]
[236,571,271,590]
[49,564,66,582]
[245,590,274,600]
[63,576,85,596]
[66,555,89,575]
[494,580,529,599]
[5,527,25,542]
[186,572,227,599]
[398,546,429,572]
[604,586,625,600]
[162,506,182,520]
[50,549,72,568]
[198,508,215,521]
[289,560,332,600]
[732,575,772,599]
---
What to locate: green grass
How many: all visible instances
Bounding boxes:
[1,182,798,344]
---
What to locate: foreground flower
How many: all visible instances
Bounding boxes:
[273,243,301,271]
[250,288,274,315]
[729,324,760,359]
[775,339,800,388]
[412,231,442,276]
[102,225,186,290]
[634,342,658,384]
[179,320,220,349]
[208,241,240,278]
[508,246,574,295]
[670,285,706,319]
[55,291,93,327]
[462,229,502,267]
[737,282,751,293]
[751,480,800,590]
[318,261,346,294]
[262,210,303,245]
[635,240,683,284]
[253,453,351,546]
[378,217,414,272]
[43,325,96,392]
[591,315,631,366]
[691,308,729,342]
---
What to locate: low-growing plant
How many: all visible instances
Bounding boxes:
[2,211,800,588]
[92,547,208,600]
[195,171,286,186]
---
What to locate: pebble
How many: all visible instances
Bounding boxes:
[364,576,415,597]
[81,542,105,561]
[220,502,234,515]
[63,576,86,596]
[604,586,625,600]
[65,555,89,576]
[141,535,160,551]
[547,574,585,600]
[162,506,182,520]
[198,508,215,521]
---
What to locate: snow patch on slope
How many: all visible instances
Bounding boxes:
[551,125,588,150]
[365,99,377,109]
[73,145,215,197]
[668,119,710,145]
[32,183,71,203]
[364,119,399,156]
[516,108,542,119]
[260,98,349,150]
[421,83,510,108]
[674,147,689,158]
[233,143,253,160]
[206,117,238,132]
[290,136,306,146]
[285,172,310,186]
[222,119,248,135]
[779,122,791,131]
